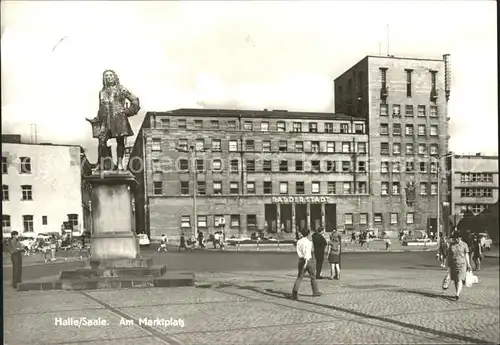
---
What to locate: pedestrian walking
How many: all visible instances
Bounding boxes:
[438,233,448,268]
[178,233,187,251]
[213,232,220,249]
[198,231,205,249]
[383,232,391,250]
[290,229,322,300]
[49,234,57,262]
[471,233,483,271]
[312,228,327,279]
[8,231,24,289]
[158,234,168,252]
[219,231,225,251]
[327,229,342,280]
[445,231,472,301]
[350,232,356,244]
[359,231,366,247]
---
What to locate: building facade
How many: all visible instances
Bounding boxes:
[129,54,454,239]
[334,54,451,235]
[128,109,370,240]
[450,153,499,226]
[2,140,92,236]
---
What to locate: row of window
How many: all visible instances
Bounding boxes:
[180,214,255,229]
[165,159,367,174]
[381,68,438,99]
[380,123,439,137]
[157,118,366,134]
[1,157,32,174]
[344,212,415,226]
[381,142,439,156]
[2,185,32,201]
[382,182,438,196]
[178,212,416,229]
[2,214,78,232]
[174,180,367,196]
[153,138,368,154]
[459,188,495,198]
[340,68,437,102]
[1,215,35,232]
[159,159,444,174]
[154,138,440,157]
[460,173,495,183]
[381,161,440,173]
[152,180,443,197]
[380,104,439,117]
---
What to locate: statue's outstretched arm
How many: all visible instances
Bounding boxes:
[121,87,141,117]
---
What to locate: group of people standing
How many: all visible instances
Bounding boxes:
[291,228,342,300]
[212,231,225,250]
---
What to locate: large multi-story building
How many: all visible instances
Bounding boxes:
[129,54,453,239]
[334,54,452,235]
[128,109,369,239]
[2,137,92,236]
[449,153,499,227]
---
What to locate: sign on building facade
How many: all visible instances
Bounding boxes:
[271,196,332,204]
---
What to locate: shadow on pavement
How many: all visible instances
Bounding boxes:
[394,288,455,301]
[204,282,490,344]
[402,266,446,271]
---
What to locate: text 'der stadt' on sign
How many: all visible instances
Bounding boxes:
[271,196,332,204]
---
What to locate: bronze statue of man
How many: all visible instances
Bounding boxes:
[86,70,140,171]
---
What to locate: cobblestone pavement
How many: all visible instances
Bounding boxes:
[4,265,499,344]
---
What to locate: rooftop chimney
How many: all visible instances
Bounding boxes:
[443,54,451,101]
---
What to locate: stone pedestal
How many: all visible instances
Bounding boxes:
[86,171,139,261]
[15,170,195,291]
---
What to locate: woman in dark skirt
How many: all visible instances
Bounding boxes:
[327,230,342,280]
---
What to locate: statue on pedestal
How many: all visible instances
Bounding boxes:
[86,70,140,172]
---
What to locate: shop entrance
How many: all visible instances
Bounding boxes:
[325,204,337,232]
[264,204,277,233]
[427,218,437,236]
[310,204,322,230]
[295,204,307,233]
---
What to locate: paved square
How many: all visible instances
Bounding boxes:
[3,266,499,344]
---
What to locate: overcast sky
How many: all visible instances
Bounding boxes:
[1,1,497,161]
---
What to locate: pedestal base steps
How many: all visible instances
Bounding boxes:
[16,258,195,291]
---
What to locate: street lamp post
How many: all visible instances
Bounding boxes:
[192,148,198,241]
[176,144,208,241]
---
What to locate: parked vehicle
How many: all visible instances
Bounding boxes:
[137,233,150,246]
[478,233,492,250]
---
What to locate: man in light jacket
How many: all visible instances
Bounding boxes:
[291,228,322,300]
